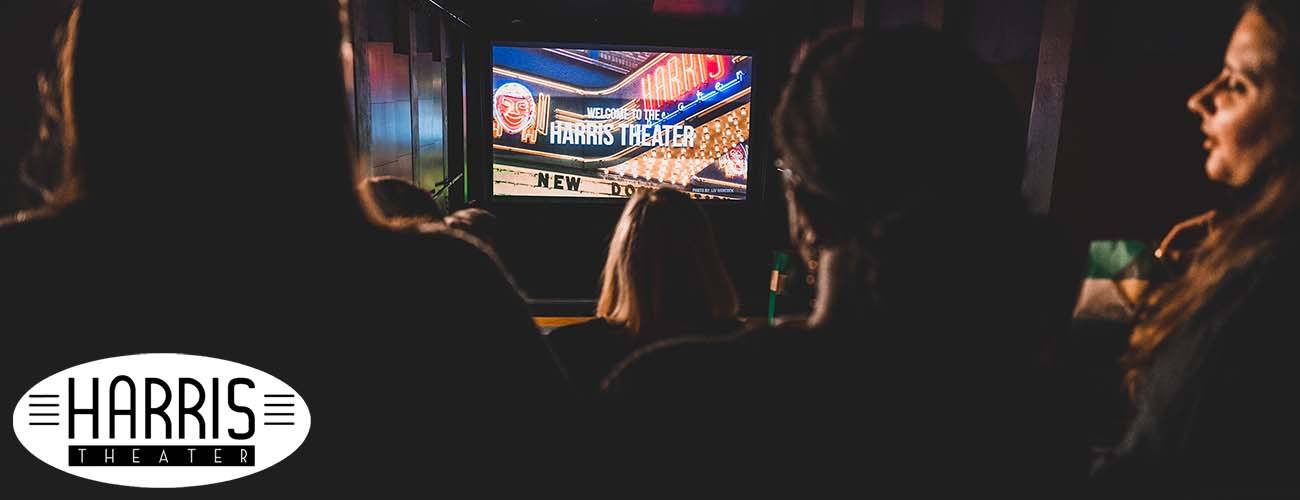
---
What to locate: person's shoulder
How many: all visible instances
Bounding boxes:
[600,323,802,395]
[379,221,484,250]
[1205,239,1297,304]
[681,317,748,337]
[376,222,510,274]
[630,322,801,361]
[1255,235,1300,273]
[1197,239,1300,334]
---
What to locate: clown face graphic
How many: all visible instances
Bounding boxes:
[722,143,748,178]
[493,82,537,135]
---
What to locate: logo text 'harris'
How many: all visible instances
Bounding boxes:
[12,354,310,488]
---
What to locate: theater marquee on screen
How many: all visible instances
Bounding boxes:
[490,45,752,200]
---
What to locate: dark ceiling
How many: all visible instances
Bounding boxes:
[432,0,758,28]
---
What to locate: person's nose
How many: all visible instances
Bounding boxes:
[1188,78,1217,118]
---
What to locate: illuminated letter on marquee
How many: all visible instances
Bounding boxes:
[641,53,734,111]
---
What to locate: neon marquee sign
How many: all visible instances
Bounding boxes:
[661,70,745,122]
[640,54,730,110]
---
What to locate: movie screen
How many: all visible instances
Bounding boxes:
[491,45,752,200]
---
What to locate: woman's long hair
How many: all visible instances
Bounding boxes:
[18,0,375,228]
[12,4,79,214]
[596,188,739,337]
[1125,0,1300,392]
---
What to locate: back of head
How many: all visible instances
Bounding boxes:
[774,27,1025,243]
[365,176,443,224]
[772,28,1076,389]
[597,188,738,336]
[443,208,498,247]
[55,1,364,227]
[774,27,1042,310]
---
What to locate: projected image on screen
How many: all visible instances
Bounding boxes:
[491,45,752,200]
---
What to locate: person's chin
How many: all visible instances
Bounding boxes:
[1204,157,1237,186]
[1205,161,1226,184]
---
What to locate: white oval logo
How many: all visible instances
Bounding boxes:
[11,353,311,488]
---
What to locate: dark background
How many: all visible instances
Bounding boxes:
[1,0,1243,313]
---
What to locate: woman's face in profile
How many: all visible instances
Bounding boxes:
[1188,9,1293,187]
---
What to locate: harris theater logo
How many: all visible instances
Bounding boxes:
[11,354,310,488]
